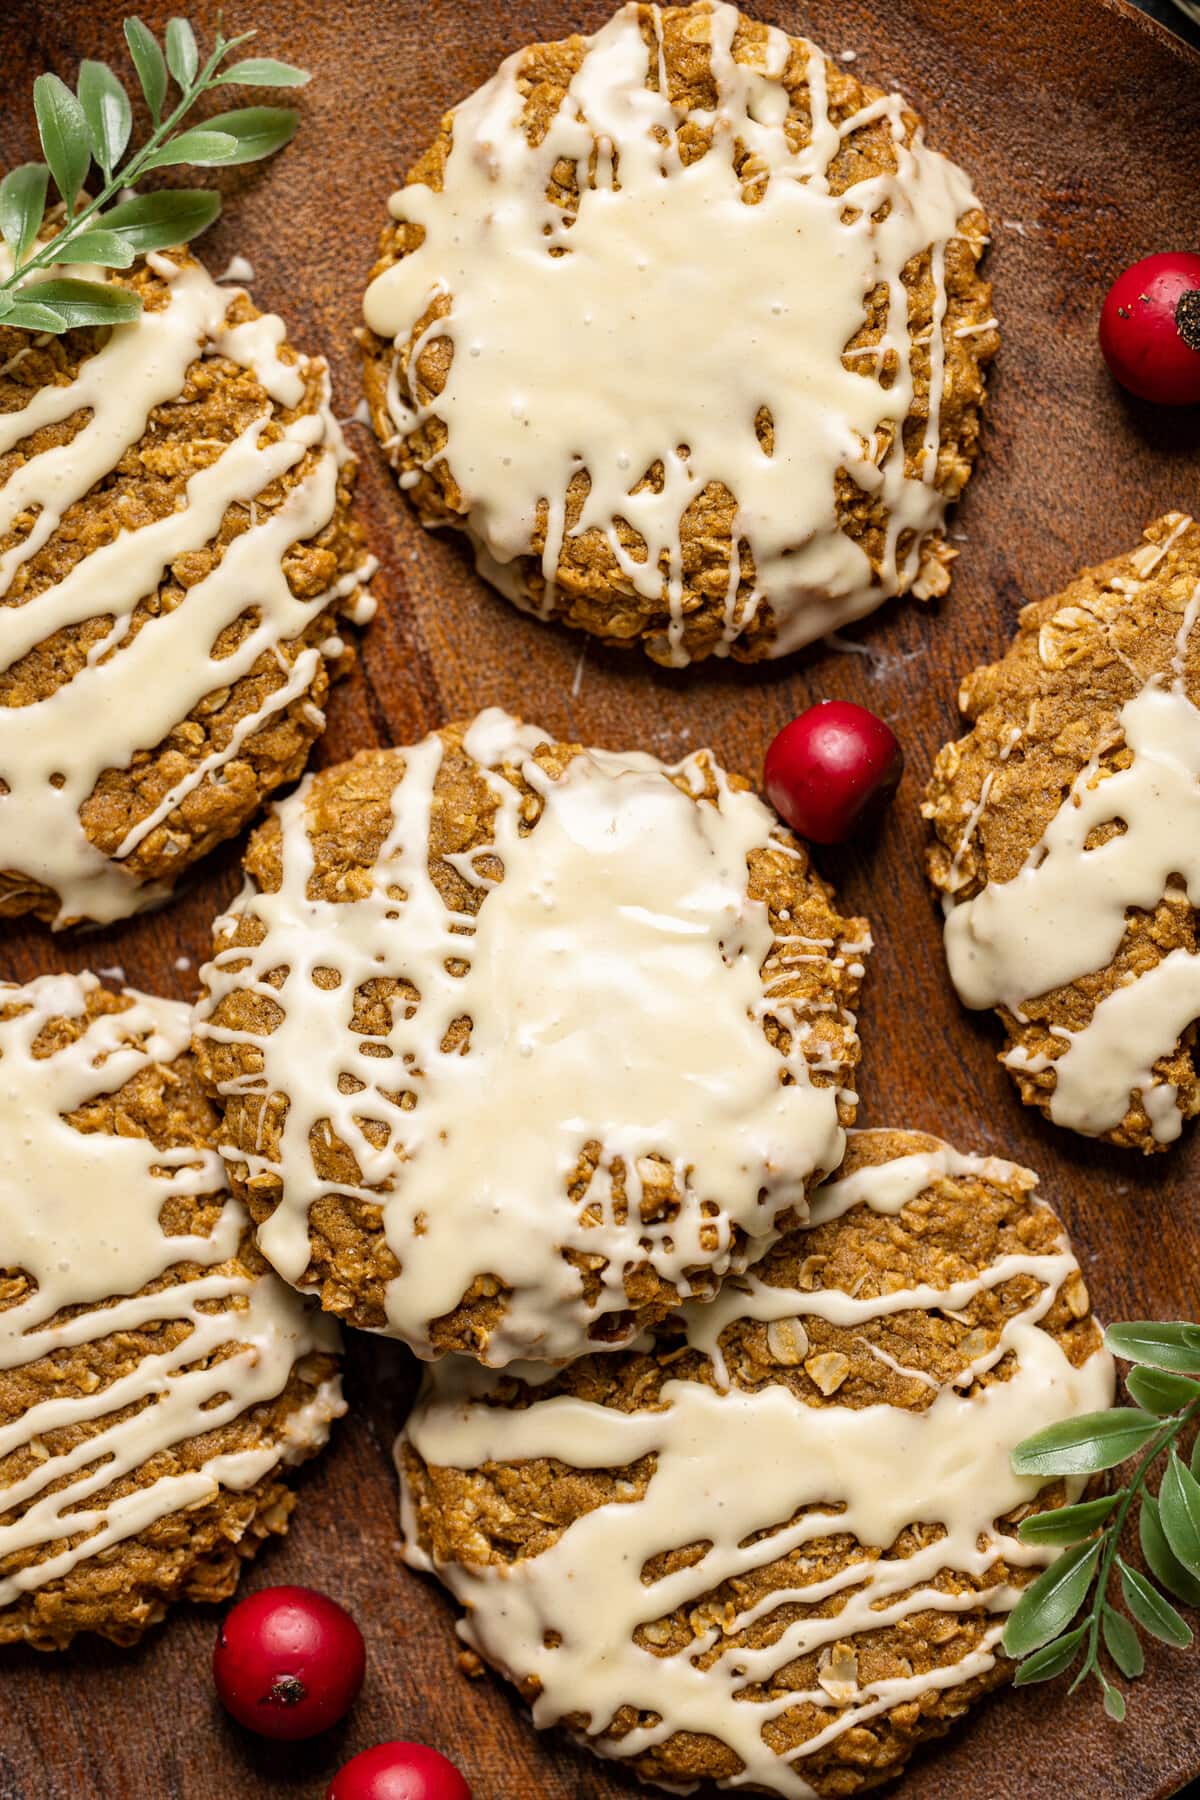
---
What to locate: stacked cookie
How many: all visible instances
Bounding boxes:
[183,711,1111,1796]
[400,1132,1110,1795]
[194,711,867,1363]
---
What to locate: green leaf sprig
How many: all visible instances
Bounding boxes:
[0,16,309,334]
[1001,1320,1200,1720]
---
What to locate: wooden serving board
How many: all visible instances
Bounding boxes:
[1,1,1198,1795]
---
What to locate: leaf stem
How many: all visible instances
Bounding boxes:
[2,25,253,291]
[1074,1396,1200,1692]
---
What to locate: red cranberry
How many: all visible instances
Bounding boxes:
[213,1585,365,1740]
[327,1742,472,1800]
[1099,251,1200,406]
[764,701,903,845]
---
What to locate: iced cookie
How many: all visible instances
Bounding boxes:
[196,709,870,1364]
[0,972,342,1649]
[400,1129,1112,1796]
[0,246,375,927]
[925,512,1200,1151]
[360,0,995,667]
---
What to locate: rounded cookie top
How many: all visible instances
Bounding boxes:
[0,972,343,1650]
[196,708,870,1365]
[400,1128,1112,1798]
[0,245,375,928]
[924,512,1200,1152]
[360,0,995,667]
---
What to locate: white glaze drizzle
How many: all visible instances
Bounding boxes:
[362,1,984,663]
[198,708,863,1364]
[0,252,374,926]
[943,517,1200,1142]
[400,1135,1114,1797]
[0,972,342,1607]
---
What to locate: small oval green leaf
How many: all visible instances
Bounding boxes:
[33,73,92,213]
[13,278,140,329]
[0,163,50,265]
[197,106,299,165]
[1101,1675,1127,1722]
[165,18,199,90]
[77,60,133,177]
[140,128,238,172]
[0,298,69,332]
[1126,1365,1200,1417]
[1011,1409,1161,1478]
[1159,1450,1200,1579]
[214,57,310,88]
[1141,1490,1200,1608]
[1105,1321,1200,1375]
[98,189,221,253]
[1018,1493,1120,1546]
[1010,1623,1088,1687]
[53,228,137,269]
[1002,1539,1101,1659]
[124,17,168,123]
[1101,1605,1145,1679]
[1118,1557,1193,1647]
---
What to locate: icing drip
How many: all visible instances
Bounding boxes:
[0,253,374,926]
[198,709,863,1364]
[0,972,342,1605]
[944,529,1200,1143]
[400,1137,1114,1797]
[362,1,984,663]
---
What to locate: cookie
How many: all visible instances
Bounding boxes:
[925,511,1200,1151]
[400,1128,1113,1797]
[360,0,996,666]
[0,973,343,1650]
[196,708,870,1365]
[0,246,375,927]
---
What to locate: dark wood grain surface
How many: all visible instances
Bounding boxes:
[1,1,1198,1796]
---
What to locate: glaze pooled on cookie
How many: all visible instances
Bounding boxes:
[0,973,342,1649]
[400,1130,1113,1797]
[0,247,375,927]
[926,513,1200,1151]
[361,0,995,666]
[197,709,869,1365]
